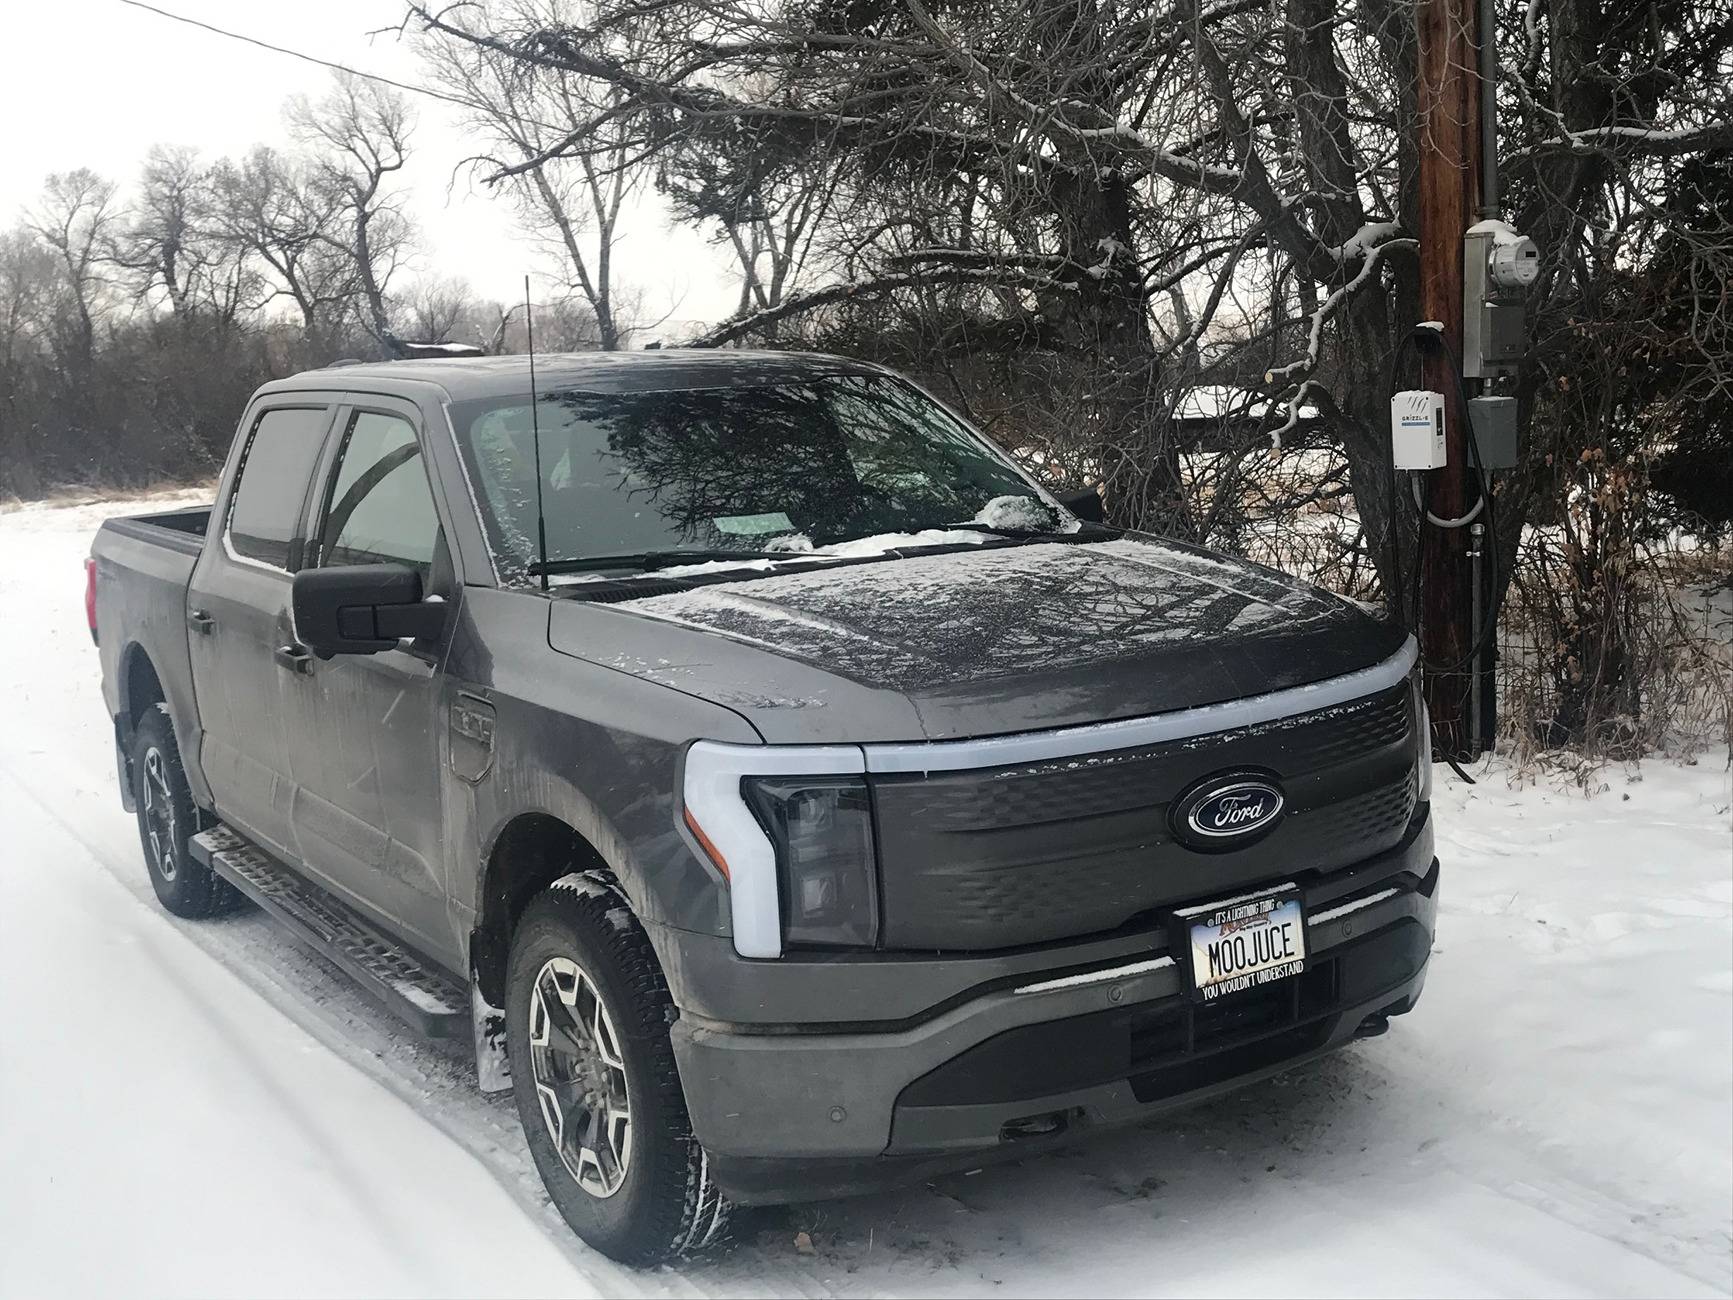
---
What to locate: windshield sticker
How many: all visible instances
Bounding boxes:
[714,512,796,536]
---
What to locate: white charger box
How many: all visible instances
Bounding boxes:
[1391,390,1447,469]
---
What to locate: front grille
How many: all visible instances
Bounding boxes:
[919,687,1413,833]
[896,921,1431,1112]
[873,683,1416,950]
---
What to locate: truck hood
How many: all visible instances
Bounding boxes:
[549,537,1408,744]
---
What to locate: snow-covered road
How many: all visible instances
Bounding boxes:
[1,493,1728,1299]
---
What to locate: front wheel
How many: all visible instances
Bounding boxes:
[131,705,239,919]
[506,878,730,1265]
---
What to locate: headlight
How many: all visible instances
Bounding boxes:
[743,776,878,947]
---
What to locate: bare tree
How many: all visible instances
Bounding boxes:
[399,273,476,342]
[111,145,262,324]
[289,72,417,351]
[208,146,354,338]
[0,228,56,497]
[659,145,838,317]
[470,298,525,353]
[28,168,119,370]
[419,0,647,350]
[408,0,1731,596]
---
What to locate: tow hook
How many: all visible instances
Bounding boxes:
[1354,1013,1391,1039]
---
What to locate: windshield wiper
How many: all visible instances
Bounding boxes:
[945,524,1056,538]
[944,523,1111,542]
[536,527,1110,578]
[531,548,788,577]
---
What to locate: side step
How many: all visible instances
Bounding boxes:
[190,826,469,1039]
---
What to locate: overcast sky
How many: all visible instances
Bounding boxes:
[0,0,741,333]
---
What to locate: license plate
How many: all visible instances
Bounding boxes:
[1171,887,1307,1001]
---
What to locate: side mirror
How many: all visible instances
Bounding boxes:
[292,563,447,657]
[1058,485,1107,524]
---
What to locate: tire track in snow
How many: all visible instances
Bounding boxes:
[0,765,608,1298]
[0,752,732,1300]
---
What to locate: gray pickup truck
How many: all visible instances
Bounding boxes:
[91,350,1438,1264]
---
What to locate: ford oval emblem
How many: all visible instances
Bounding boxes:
[1171,773,1286,851]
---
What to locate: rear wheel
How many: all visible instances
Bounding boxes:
[131,705,238,919]
[506,877,730,1264]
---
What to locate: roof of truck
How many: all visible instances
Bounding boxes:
[277,349,887,401]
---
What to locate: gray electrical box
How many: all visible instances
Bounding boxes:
[1464,224,1539,378]
[1467,395,1519,469]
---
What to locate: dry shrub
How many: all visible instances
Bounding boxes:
[1495,450,1731,772]
[1182,441,1730,776]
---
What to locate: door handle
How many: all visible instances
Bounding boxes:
[187,609,215,635]
[274,644,313,675]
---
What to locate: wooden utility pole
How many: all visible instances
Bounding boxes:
[1415,0,1483,759]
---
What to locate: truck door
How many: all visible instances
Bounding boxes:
[187,401,336,861]
[287,397,457,966]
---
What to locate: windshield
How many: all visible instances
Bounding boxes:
[447,373,1064,581]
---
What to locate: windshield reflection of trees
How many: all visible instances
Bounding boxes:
[538,377,1044,556]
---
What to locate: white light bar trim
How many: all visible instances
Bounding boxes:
[1013,955,1175,996]
[682,740,864,960]
[1310,887,1401,926]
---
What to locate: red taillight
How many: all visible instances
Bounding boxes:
[84,557,98,644]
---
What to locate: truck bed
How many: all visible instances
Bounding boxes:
[91,504,216,808]
[98,505,213,557]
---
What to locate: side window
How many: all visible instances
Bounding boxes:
[317,411,441,579]
[227,406,331,569]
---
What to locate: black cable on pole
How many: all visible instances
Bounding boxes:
[1393,322,1506,678]
[1416,326,1507,677]
[1445,755,1478,784]
[1391,322,1505,772]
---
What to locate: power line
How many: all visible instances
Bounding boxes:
[116,0,496,121]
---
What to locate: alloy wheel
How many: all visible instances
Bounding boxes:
[528,955,633,1198]
[140,747,178,882]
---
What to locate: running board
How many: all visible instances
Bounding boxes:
[190,826,468,1039]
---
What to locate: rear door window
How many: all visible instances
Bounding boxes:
[227,406,332,569]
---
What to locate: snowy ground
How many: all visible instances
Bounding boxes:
[1,492,1728,1299]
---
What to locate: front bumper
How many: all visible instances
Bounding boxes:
[670,825,1439,1205]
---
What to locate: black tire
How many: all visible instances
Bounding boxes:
[131,704,239,919]
[506,876,730,1265]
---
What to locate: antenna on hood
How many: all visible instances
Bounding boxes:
[525,275,551,593]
